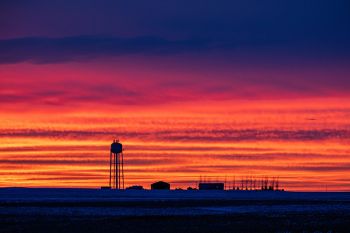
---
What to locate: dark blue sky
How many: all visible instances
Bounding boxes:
[1,0,349,60]
[0,0,350,101]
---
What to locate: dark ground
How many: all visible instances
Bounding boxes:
[1,189,349,233]
[1,213,350,233]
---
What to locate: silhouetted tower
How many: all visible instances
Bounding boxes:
[233,176,236,190]
[270,177,275,191]
[109,139,124,189]
[265,177,269,190]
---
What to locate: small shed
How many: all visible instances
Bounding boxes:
[199,182,224,190]
[151,181,170,190]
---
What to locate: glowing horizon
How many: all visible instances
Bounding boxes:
[1,97,349,191]
[1,1,350,191]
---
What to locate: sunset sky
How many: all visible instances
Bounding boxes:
[0,0,349,191]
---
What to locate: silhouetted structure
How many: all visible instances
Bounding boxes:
[199,182,224,190]
[126,185,143,190]
[151,181,170,190]
[198,175,283,191]
[234,176,281,191]
[109,139,124,189]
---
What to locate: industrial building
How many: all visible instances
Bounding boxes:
[151,181,170,190]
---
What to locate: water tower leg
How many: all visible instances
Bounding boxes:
[109,151,112,188]
[117,153,120,189]
[121,152,124,189]
[119,153,121,189]
[113,152,116,189]
[114,154,119,189]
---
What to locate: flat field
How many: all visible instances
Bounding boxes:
[0,188,349,233]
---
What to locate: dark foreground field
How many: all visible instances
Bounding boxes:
[2,212,350,233]
[1,188,349,233]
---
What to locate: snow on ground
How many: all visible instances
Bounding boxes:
[1,204,350,217]
[0,188,349,216]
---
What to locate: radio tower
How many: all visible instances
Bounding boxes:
[109,139,124,189]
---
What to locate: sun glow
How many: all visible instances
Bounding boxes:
[0,98,349,191]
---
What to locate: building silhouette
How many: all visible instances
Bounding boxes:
[151,181,170,190]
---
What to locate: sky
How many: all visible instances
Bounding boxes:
[0,0,349,191]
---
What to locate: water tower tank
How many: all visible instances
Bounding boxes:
[111,141,122,154]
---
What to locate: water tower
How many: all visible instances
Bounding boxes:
[109,139,124,189]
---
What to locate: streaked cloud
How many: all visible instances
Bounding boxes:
[0,128,348,142]
[0,34,349,64]
[0,36,213,64]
